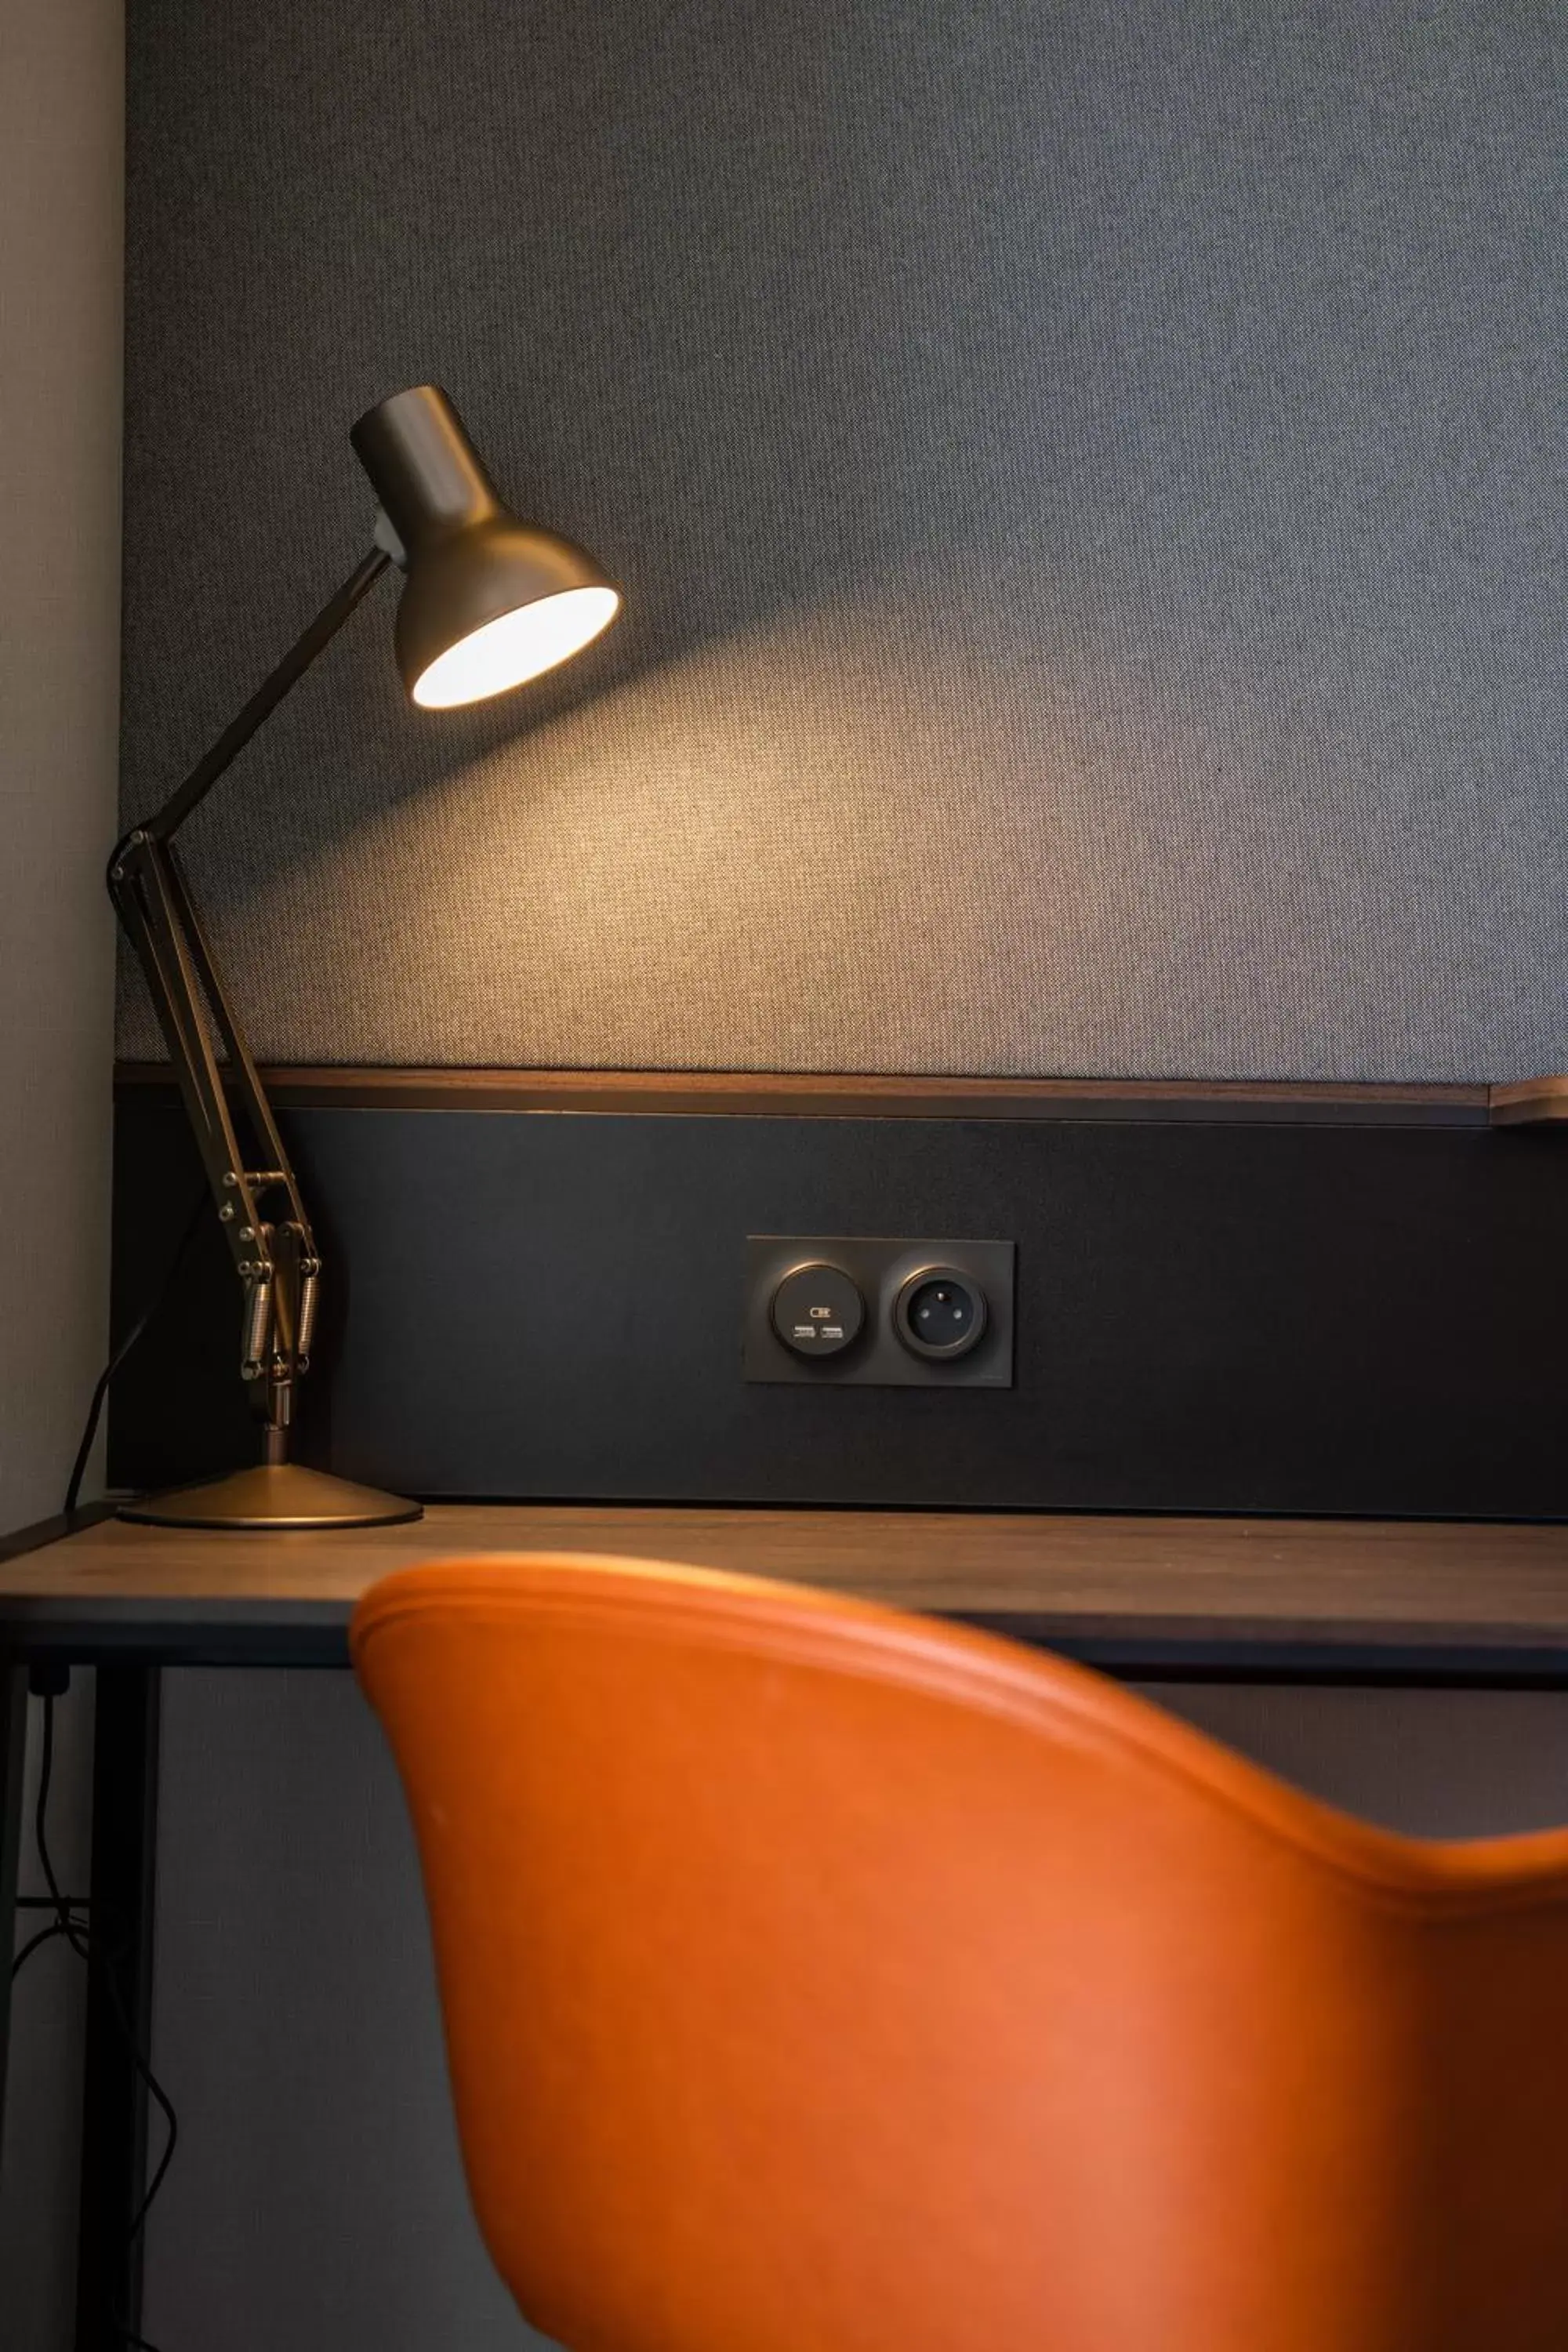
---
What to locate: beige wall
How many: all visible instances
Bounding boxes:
[0,0,123,1524]
[0,2,124,2344]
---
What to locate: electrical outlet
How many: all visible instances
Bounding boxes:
[743,1237,1014,1387]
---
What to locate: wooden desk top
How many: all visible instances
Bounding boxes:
[7,1502,1568,1681]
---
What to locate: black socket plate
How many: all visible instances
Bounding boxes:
[744,1236,1014,1387]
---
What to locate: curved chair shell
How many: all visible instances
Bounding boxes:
[353,1554,1568,2352]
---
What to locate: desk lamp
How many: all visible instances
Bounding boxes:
[109,386,620,1530]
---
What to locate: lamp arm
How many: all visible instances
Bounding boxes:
[138,546,391,845]
[108,545,392,1454]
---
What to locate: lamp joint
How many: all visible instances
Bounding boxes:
[372,506,408,568]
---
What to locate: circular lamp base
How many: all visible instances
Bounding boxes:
[118,1461,423,1532]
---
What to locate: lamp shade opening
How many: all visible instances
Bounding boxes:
[412,584,621,707]
[351,385,621,706]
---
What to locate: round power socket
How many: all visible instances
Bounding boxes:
[771,1262,866,1359]
[894,1265,989,1360]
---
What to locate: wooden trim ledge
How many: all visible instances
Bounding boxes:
[1490,1078,1568,1127]
[116,1064,1506,1128]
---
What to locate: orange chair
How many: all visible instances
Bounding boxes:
[352,1554,1568,2352]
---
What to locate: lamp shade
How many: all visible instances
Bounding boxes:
[350,386,619,707]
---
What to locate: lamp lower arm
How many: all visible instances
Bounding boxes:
[107,546,392,1463]
[111,828,318,1437]
[103,533,419,1528]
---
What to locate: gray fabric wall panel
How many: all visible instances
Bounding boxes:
[122,2,1566,1077]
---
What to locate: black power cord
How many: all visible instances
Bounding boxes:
[13,1690,179,2350]
[64,1186,209,1518]
[10,1191,209,2348]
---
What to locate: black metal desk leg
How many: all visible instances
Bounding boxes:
[75,1664,162,2352]
[0,1662,25,2165]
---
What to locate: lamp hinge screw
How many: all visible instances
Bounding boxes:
[238,1227,255,1242]
[223,1173,238,1188]
[219,1203,234,1221]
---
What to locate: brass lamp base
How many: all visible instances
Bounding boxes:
[118,1461,423,1531]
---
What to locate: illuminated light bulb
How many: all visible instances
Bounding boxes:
[412,585,622,708]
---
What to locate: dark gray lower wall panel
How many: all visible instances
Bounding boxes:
[144,1671,551,2351]
[144,1669,1568,2350]
[113,1097,1568,1518]
[0,1678,95,2352]
[1151,1681,1568,1842]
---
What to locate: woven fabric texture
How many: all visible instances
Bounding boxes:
[120,0,1566,1080]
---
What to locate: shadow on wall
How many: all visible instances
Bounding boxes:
[118,0,1568,1080]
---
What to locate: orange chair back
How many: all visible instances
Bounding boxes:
[352,1554,1568,2352]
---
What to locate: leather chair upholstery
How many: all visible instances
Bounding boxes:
[353,1553,1568,2351]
